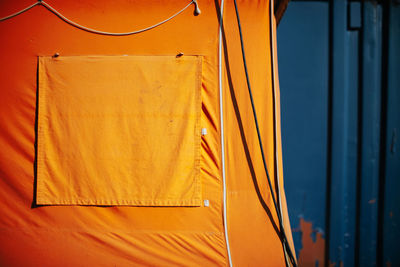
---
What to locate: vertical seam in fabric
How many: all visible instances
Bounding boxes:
[218,0,233,266]
[37,57,45,203]
[194,56,203,203]
[270,0,283,228]
[269,0,291,265]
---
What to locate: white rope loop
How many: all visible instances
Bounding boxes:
[0,0,199,35]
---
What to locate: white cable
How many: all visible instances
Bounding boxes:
[40,0,195,36]
[0,2,40,22]
[1,0,197,36]
[218,0,233,266]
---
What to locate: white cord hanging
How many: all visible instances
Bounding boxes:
[0,0,200,36]
[0,2,40,22]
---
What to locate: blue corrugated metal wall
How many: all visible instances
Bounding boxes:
[277,1,400,266]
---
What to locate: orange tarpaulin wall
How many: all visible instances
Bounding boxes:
[0,0,295,266]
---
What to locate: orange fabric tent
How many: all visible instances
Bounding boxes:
[0,0,295,266]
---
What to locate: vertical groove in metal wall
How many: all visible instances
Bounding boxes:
[218,0,233,266]
[377,1,390,265]
[325,0,334,265]
[354,2,365,266]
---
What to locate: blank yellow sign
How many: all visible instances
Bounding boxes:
[37,55,202,206]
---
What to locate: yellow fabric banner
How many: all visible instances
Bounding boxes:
[37,56,202,206]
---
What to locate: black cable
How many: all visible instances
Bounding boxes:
[232,0,298,266]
